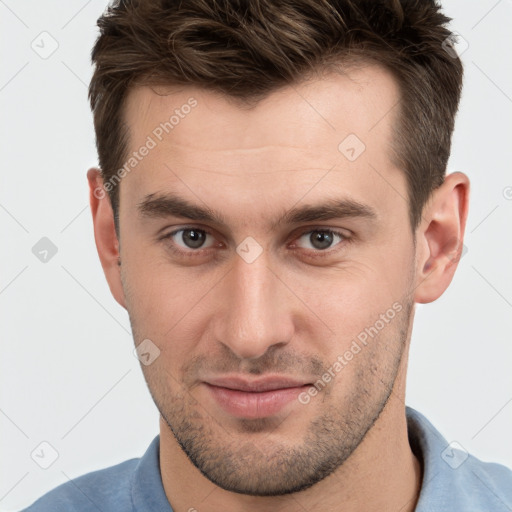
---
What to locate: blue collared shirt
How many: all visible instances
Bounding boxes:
[21,407,512,511]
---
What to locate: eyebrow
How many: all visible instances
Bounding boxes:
[137,192,377,230]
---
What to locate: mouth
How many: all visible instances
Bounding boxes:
[203,375,313,419]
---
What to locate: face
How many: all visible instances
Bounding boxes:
[116,64,417,495]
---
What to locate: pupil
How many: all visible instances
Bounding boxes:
[183,229,205,248]
[310,231,332,250]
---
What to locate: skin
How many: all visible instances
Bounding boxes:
[87,63,469,512]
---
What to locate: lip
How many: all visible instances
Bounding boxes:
[203,375,312,419]
[206,375,310,392]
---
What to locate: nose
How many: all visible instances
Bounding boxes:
[212,248,295,361]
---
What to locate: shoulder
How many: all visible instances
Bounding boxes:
[21,457,139,512]
[407,407,512,511]
[453,453,512,510]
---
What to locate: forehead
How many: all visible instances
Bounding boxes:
[119,64,404,225]
[124,62,399,150]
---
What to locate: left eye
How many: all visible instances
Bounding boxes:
[169,228,216,250]
[295,229,345,251]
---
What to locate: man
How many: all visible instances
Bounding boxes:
[23,0,512,511]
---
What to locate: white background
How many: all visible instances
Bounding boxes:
[1,1,511,510]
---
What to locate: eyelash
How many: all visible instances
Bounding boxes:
[160,225,352,260]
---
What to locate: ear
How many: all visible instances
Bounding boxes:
[87,167,126,309]
[413,172,470,304]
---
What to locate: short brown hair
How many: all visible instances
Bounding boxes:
[89,0,463,235]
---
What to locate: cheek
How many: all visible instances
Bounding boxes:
[123,253,222,358]
[295,256,411,344]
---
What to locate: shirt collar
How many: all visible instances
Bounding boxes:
[131,434,174,511]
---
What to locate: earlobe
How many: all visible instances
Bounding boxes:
[87,167,127,309]
[413,172,470,304]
